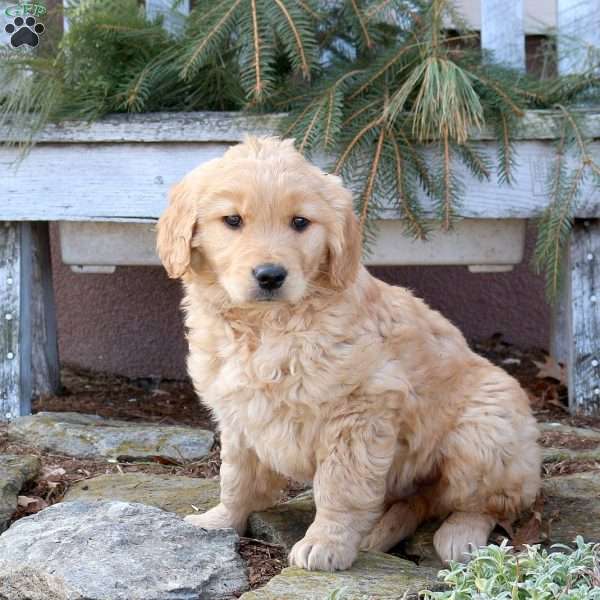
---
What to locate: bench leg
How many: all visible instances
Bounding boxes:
[552,219,600,415]
[0,222,60,421]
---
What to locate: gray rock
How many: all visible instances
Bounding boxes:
[400,520,444,568]
[544,471,600,544]
[540,422,600,463]
[0,500,248,600]
[249,490,315,551]
[8,412,214,462]
[0,455,40,532]
[239,551,444,600]
[64,472,220,516]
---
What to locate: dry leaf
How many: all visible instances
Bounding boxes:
[533,356,566,385]
[512,494,545,548]
[41,466,66,481]
[17,495,48,514]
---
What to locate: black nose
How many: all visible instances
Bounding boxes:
[253,263,287,291]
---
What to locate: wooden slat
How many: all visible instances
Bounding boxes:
[481,0,525,71]
[0,112,285,144]
[30,223,60,396]
[557,0,600,75]
[145,0,190,34]
[0,222,21,421]
[1,140,599,221]
[2,110,600,144]
[567,219,600,415]
[0,222,60,422]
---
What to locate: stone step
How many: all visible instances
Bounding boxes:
[64,472,220,516]
[239,551,444,600]
[8,412,214,462]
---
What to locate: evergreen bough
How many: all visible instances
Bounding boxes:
[2,0,600,299]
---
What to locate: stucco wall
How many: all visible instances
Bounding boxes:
[50,225,550,380]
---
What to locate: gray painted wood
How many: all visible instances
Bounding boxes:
[1,140,599,221]
[0,112,285,144]
[0,222,21,421]
[2,111,600,144]
[557,0,600,76]
[145,0,190,34]
[481,0,525,71]
[30,222,60,397]
[550,242,570,367]
[568,220,600,415]
[0,222,60,422]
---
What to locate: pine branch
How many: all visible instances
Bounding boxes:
[441,128,453,230]
[334,116,384,174]
[348,0,373,50]
[180,0,242,80]
[494,112,517,185]
[359,126,386,233]
[389,134,427,239]
[272,0,312,78]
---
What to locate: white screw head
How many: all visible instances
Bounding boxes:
[592,296,597,304]
[595,388,600,395]
[587,253,594,261]
[593,359,599,367]
[6,277,13,285]
[4,313,12,321]
[6,352,14,360]
[4,412,10,420]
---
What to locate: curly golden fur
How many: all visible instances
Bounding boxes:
[156,136,541,571]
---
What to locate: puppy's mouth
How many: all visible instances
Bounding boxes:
[253,289,282,302]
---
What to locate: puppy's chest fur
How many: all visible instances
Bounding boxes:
[193,314,385,480]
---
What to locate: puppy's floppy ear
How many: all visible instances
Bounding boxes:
[156,181,197,279]
[327,182,362,290]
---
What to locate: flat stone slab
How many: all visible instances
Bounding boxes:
[544,471,600,544]
[249,491,315,551]
[8,412,214,462]
[0,500,248,600]
[0,455,40,533]
[240,551,444,599]
[64,472,220,516]
[540,422,600,462]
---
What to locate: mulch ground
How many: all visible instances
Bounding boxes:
[2,334,600,589]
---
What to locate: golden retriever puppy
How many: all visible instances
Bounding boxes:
[156,136,541,571]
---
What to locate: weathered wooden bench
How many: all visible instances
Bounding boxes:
[1,0,600,418]
[1,110,599,420]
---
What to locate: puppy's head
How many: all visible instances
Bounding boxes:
[157,136,361,306]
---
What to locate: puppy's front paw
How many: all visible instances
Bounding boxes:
[289,535,357,571]
[184,503,246,535]
[433,512,495,564]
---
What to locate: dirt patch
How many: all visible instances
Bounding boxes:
[539,431,600,451]
[35,366,215,429]
[238,538,288,592]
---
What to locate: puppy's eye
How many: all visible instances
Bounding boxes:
[291,216,310,232]
[223,215,243,229]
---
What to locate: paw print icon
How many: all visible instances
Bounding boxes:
[5,15,45,48]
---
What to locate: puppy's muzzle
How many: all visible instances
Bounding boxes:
[253,263,287,292]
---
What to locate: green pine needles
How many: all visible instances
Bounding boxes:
[1,0,600,299]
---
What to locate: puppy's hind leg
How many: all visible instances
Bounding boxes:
[360,496,429,553]
[433,512,495,564]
